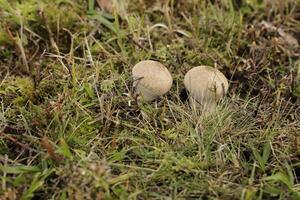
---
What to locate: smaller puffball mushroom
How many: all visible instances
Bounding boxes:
[184,66,229,113]
[132,60,173,102]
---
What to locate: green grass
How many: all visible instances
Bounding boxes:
[0,0,300,199]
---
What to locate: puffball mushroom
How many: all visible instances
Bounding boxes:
[132,60,173,102]
[184,66,229,113]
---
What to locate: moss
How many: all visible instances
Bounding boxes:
[0,76,35,106]
[0,0,300,199]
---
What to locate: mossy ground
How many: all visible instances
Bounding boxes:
[0,0,300,199]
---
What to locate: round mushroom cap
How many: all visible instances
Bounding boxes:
[184,66,228,111]
[132,60,173,102]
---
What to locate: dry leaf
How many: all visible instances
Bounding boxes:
[1,189,18,200]
[260,20,276,30]
[97,0,113,13]
[260,20,298,48]
[264,0,286,16]
[96,0,127,18]
[41,136,63,162]
[276,0,285,15]
[278,29,299,48]
[297,61,300,80]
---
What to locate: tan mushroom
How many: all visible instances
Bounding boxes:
[184,66,229,113]
[132,60,173,102]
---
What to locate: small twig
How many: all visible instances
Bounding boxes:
[42,11,70,74]
[15,34,30,74]
[5,25,29,74]
[28,38,40,62]
[84,34,95,67]
[0,132,33,152]
[131,37,148,51]
[109,163,157,172]
[62,28,75,66]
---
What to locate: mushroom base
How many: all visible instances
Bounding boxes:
[135,84,159,102]
[189,97,217,115]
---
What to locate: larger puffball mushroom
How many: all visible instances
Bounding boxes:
[184,66,229,113]
[132,60,173,102]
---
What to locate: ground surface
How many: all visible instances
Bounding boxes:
[0,0,300,199]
